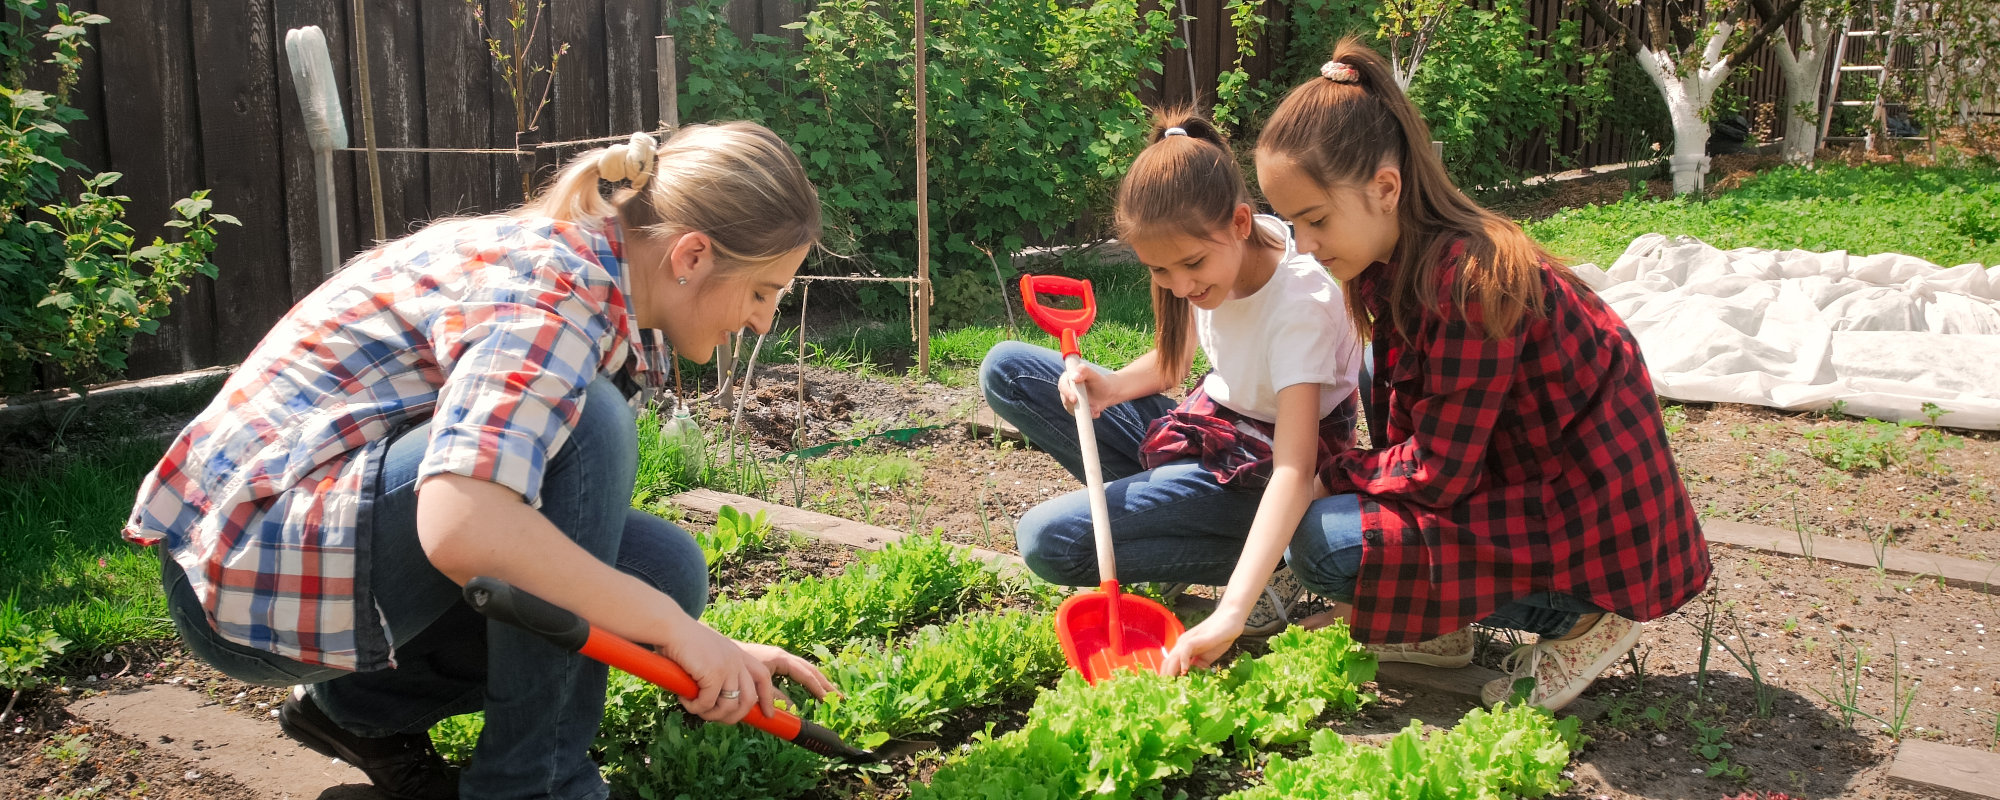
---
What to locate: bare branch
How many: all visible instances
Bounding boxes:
[1581,0,1643,58]
[1726,0,1806,69]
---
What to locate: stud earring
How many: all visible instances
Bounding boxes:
[677,276,689,285]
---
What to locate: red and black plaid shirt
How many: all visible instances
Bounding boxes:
[1323,241,1710,645]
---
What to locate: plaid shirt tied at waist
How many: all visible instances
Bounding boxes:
[1138,383,1359,489]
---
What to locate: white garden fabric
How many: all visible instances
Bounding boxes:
[1572,234,2000,430]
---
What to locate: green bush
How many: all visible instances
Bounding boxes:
[1214,0,1615,192]
[0,2,235,391]
[2,589,68,708]
[668,0,1176,326]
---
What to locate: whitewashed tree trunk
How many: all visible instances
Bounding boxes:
[1636,35,1734,195]
[1772,18,1835,164]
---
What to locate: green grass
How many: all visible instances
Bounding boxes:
[778,247,1201,386]
[0,438,173,657]
[1527,162,2000,268]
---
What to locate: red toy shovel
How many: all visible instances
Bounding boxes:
[1018,275,1185,684]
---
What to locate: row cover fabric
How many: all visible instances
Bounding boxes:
[1572,234,2000,430]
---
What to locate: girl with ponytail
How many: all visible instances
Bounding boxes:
[1254,37,1709,712]
[981,107,1365,673]
[126,122,836,799]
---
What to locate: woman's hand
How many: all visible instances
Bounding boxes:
[1058,363,1113,419]
[1160,611,1248,676]
[737,640,838,707]
[659,617,778,724]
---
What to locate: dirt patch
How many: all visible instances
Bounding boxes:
[1668,403,2000,563]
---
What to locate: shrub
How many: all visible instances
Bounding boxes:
[668,0,1176,326]
[0,2,235,391]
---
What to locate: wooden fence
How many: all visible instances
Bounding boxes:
[39,0,1791,381]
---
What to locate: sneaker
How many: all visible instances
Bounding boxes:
[1242,567,1304,637]
[279,688,460,800]
[1480,613,1642,712]
[1366,628,1476,668]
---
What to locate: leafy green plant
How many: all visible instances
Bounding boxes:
[1223,704,1581,799]
[913,623,1377,799]
[1686,711,1747,780]
[698,505,775,570]
[0,2,236,391]
[1804,417,1963,475]
[1,589,68,721]
[811,609,1063,743]
[701,534,1003,654]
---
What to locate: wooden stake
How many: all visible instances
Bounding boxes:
[350,0,387,241]
[656,35,678,129]
[914,0,930,378]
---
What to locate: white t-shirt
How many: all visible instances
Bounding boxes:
[1195,215,1363,424]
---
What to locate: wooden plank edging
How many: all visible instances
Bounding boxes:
[1888,739,2000,800]
[1703,519,2000,595]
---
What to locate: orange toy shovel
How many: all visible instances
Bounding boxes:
[1019,274,1185,684]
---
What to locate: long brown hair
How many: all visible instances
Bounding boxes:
[1115,107,1283,386]
[1258,37,1573,344]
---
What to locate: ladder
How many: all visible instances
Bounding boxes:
[1819,0,1930,152]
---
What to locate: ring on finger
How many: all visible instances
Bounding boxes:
[719,689,742,700]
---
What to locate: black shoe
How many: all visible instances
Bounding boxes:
[279,689,460,800]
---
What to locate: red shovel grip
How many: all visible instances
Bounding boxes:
[1018,274,1096,360]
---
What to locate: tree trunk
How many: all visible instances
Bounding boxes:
[1636,45,1730,195]
[1772,21,1833,165]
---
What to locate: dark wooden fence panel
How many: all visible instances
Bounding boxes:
[31,0,1800,382]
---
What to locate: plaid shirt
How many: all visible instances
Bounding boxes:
[1323,241,1710,645]
[124,215,655,670]
[1138,383,1358,488]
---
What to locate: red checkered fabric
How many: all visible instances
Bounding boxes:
[1139,383,1359,488]
[1322,240,1710,644]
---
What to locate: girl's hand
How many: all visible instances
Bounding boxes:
[1058,363,1111,419]
[1160,612,1247,675]
[661,617,776,724]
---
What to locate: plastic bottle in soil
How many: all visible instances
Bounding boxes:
[661,399,705,483]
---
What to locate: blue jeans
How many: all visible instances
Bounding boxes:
[981,341,1597,638]
[162,378,707,800]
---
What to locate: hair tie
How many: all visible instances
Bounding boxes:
[597,131,659,189]
[1320,61,1359,84]
[1163,126,1188,138]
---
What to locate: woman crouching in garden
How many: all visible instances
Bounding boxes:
[124,122,835,800]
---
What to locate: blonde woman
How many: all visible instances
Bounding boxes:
[124,122,834,800]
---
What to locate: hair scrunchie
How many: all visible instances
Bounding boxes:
[1320,61,1360,84]
[597,131,659,188]
[1163,126,1188,138]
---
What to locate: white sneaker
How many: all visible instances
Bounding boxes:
[1480,613,1641,711]
[1365,628,1477,668]
[1242,567,1303,636]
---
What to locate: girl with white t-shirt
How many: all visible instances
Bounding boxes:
[978,108,1363,673]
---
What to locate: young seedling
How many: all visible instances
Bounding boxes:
[1789,492,1815,566]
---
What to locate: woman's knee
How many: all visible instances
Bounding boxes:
[1014,503,1094,587]
[1286,494,1366,601]
[616,510,709,619]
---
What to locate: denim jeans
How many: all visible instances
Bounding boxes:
[981,340,1597,638]
[162,377,707,800]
